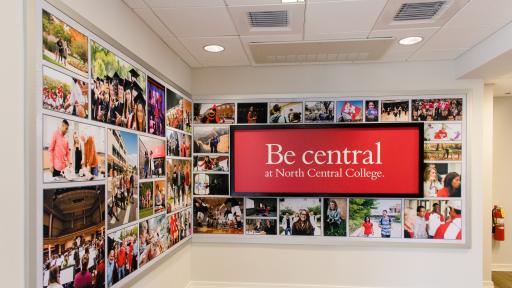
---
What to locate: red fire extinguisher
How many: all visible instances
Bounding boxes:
[493,205,505,241]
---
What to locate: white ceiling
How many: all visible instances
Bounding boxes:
[123,0,512,68]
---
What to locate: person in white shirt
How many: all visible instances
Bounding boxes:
[413,205,428,239]
[426,203,445,239]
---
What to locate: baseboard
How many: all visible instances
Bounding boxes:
[186,281,496,288]
[492,263,512,271]
[482,280,495,288]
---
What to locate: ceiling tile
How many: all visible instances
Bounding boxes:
[370,27,438,61]
[240,34,303,64]
[181,36,250,66]
[443,0,512,30]
[122,0,147,9]
[144,0,225,8]
[153,6,238,37]
[409,48,466,61]
[419,26,501,51]
[225,0,286,5]
[305,0,388,41]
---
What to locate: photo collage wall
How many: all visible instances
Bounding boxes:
[40,5,192,288]
[192,99,465,242]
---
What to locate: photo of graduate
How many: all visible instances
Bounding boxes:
[106,224,138,287]
[166,88,183,130]
[90,41,146,131]
[336,100,363,122]
[304,101,334,123]
[42,66,89,118]
[237,102,268,124]
[193,197,244,234]
[147,77,165,137]
[194,103,235,124]
[193,173,229,196]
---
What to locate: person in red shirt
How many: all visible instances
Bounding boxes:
[362,216,373,237]
[49,119,70,177]
[434,124,448,140]
[434,200,462,240]
[437,172,461,197]
[73,255,92,288]
[127,238,133,273]
[247,106,257,123]
[117,241,127,281]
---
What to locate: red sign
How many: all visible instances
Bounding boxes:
[230,124,423,197]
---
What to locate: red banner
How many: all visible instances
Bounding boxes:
[231,124,422,197]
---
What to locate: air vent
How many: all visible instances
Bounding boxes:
[394,1,447,21]
[248,10,288,28]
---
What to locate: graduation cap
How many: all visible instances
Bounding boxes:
[134,94,146,108]
[123,80,132,91]
[129,68,140,80]
[132,81,143,94]
[105,74,113,82]
[95,77,100,82]
[112,72,121,82]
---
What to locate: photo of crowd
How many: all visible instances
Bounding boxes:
[147,77,165,137]
[246,219,277,235]
[237,102,268,124]
[193,155,228,172]
[424,143,462,161]
[43,186,105,288]
[42,10,88,77]
[166,159,192,213]
[279,198,322,236]
[193,197,244,234]
[269,102,302,123]
[139,214,169,267]
[138,136,166,179]
[349,199,402,238]
[139,181,154,219]
[404,200,462,240]
[336,100,363,122]
[166,129,191,157]
[193,173,229,195]
[193,103,235,124]
[90,41,147,133]
[107,129,138,229]
[166,89,183,130]
[381,100,409,122]
[246,198,277,218]
[43,116,105,183]
[423,163,462,198]
[193,126,229,154]
[323,198,347,237]
[106,224,138,287]
[424,123,462,142]
[365,100,379,122]
[304,101,335,123]
[412,98,463,121]
[43,66,89,118]
[154,180,166,214]
[183,99,192,133]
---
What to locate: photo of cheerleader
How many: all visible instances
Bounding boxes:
[139,214,169,267]
[381,100,409,122]
[193,155,229,172]
[412,98,463,121]
[166,159,192,213]
[193,103,235,124]
[193,197,244,234]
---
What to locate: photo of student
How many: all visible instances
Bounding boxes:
[43,116,106,183]
[154,180,166,214]
[237,102,268,124]
[404,200,463,240]
[412,98,463,121]
[166,129,191,157]
[246,219,277,235]
[166,88,183,130]
[304,101,334,123]
[183,99,192,133]
[323,198,347,237]
[193,126,229,154]
[424,123,462,141]
[365,100,379,122]
[43,186,105,288]
[167,213,180,246]
[193,155,229,172]
[193,173,229,195]
[90,41,147,131]
[246,198,277,217]
[42,10,88,77]
[279,198,321,236]
[380,100,409,122]
[336,100,363,122]
[423,164,462,198]
[349,199,402,238]
[194,103,235,124]
[139,136,166,179]
[139,214,169,267]
[106,224,138,287]
[139,181,154,219]
[269,102,302,123]
[42,66,88,118]
[424,143,462,161]
[166,159,192,213]
[107,129,138,229]
[147,77,165,137]
[178,209,193,240]
[193,197,244,234]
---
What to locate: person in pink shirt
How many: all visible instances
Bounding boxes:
[49,119,70,177]
[73,255,92,288]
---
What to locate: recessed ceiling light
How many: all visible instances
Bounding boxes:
[398,36,423,46]
[203,45,225,53]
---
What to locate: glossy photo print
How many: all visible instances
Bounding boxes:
[106,224,138,287]
[424,143,462,161]
[381,100,409,122]
[336,100,363,122]
[246,219,277,235]
[42,185,105,288]
[411,98,463,121]
[404,199,462,240]
[349,199,402,238]
[153,179,166,214]
[139,214,169,267]
[138,136,166,179]
[269,102,302,123]
[193,126,229,154]
[166,158,192,213]
[193,173,229,196]
[237,102,268,124]
[424,123,462,142]
[193,155,229,172]
[183,99,192,133]
[365,100,379,122]
[279,198,322,236]
[147,77,166,137]
[194,103,235,124]
[107,129,138,229]
[166,129,191,157]
[43,115,106,183]
[42,66,88,118]
[166,88,183,130]
[246,198,277,218]
[42,9,88,77]
[193,197,244,234]
[139,181,154,219]
[423,163,462,198]
[304,101,335,123]
[323,198,347,237]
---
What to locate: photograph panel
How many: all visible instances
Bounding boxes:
[139,214,168,267]
[139,181,154,219]
[304,101,335,123]
[246,198,277,218]
[194,103,235,124]
[193,173,229,196]
[139,136,166,179]
[193,197,244,234]
[166,159,192,213]
[237,102,268,124]
[193,126,229,154]
[166,129,191,157]
[423,163,462,198]
[364,100,379,122]
[380,100,409,122]
[404,199,462,240]
[424,123,462,142]
[193,155,229,172]
[279,198,322,236]
[349,199,402,238]
[166,88,183,130]
[42,66,88,118]
[411,98,463,121]
[424,143,462,161]
[323,198,347,237]
[106,224,138,287]
[183,99,192,133]
[336,100,363,122]
[147,77,166,137]
[246,219,277,235]
[269,102,302,123]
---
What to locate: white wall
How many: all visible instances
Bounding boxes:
[191,61,492,288]
[492,96,512,271]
